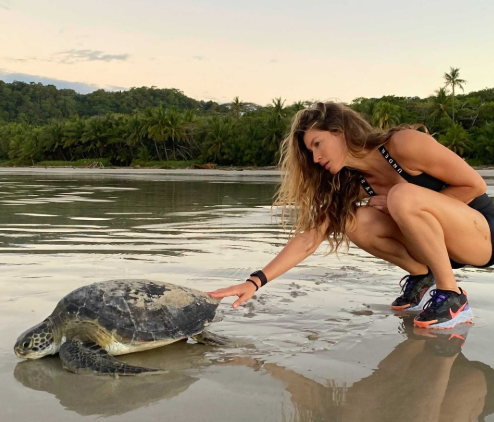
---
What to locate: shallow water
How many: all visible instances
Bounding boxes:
[1,173,494,422]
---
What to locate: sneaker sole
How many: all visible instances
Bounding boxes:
[391,284,436,312]
[406,284,437,312]
[414,309,475,330]
[413,322,473,338]
[391,304,411,311]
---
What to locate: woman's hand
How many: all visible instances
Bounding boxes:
[206,281,258,309]
[367,194,390,214]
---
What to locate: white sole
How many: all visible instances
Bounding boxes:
[424,308,475,329]
[405,284,436,312]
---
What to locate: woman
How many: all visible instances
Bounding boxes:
[207,102,494,329]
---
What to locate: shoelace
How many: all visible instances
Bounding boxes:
[398,274,419,297]
[423,289,453,311]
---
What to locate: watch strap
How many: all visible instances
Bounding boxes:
[250,270,268,287]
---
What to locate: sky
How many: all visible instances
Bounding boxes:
[0,0,493,105]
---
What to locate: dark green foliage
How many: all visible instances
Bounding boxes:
[0,81,211,124]
[1,79,494,167]
[438,124,472,156]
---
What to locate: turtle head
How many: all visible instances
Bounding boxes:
[14,319,58,359]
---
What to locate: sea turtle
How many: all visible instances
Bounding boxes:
[14,280,230,376]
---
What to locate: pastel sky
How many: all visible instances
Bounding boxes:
[1,0,493,105]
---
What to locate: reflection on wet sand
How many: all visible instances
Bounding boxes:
[4,174,494,421]
[16,317,494,421]
[222,317,494,422]
[14,340,210,417]
[339,318,489,422]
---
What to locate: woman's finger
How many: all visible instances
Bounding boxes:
[206,288,238,298]
[233,293,252,309]
[206,282,257,308]
[369,197,387,208]
[206,283,250,299]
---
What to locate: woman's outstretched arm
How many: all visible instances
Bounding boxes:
[206,219,329,308]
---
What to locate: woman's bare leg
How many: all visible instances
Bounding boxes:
[387,183,492,292]
[348,206,428,275]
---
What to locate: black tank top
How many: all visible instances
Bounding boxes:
[358,144,492,212]
[358,145,448,196]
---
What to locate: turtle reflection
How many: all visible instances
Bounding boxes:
[14,340,212,417]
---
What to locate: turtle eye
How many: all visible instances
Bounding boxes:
[23,342,30,348]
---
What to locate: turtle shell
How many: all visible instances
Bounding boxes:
[50,280,220,344]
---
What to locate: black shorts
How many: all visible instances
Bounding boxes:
[450,193,494,269]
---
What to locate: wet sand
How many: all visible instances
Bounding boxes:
[1,167,493,183]
[1,171,494,422]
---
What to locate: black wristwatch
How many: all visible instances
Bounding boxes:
[250,270,268,287]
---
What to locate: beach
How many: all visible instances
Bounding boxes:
[1,169,493,422]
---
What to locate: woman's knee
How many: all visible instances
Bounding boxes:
[387,183,419,217]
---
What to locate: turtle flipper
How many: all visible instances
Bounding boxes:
[59,339,164,376]
[191,330,236,347]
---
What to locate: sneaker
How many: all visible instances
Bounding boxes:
[391,268,435,311]
[414,287,475,329]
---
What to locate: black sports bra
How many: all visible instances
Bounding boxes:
[359,145,448,197]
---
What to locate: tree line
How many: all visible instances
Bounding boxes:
[0,67,493,167]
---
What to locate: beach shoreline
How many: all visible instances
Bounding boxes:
[1,166,494,181]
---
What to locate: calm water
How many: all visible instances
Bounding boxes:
[1,173,494,422]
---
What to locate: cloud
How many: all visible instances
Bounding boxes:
[0,70,126,94]
[2,56,52,63]
[0,1,10,11]
[54,49,130,64]
[3,49,128,66]
[193,56,205,61]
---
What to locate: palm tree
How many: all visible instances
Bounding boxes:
[351,98,379,122]
[371,101,401,129]
[163,108,186,160]
[438,124,471,156]
[443,67,467,123]
[271,97,286,120]
[39,121,66,161]
[427,88,453,136]
[102,113,129,164]
[143,107,167,160]
[263,98,288,164]
[19,128,42,165]
[183,109,196,123]
[126,113,144,147]
[231,97,244,119]
[428,87,452,123]
[292,101,305,112]
[63,117,86,159]
[203,116,235,164]
[181,110,198,159]
[82,117,106,158]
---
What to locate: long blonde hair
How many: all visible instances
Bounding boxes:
[275,101,420,255]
